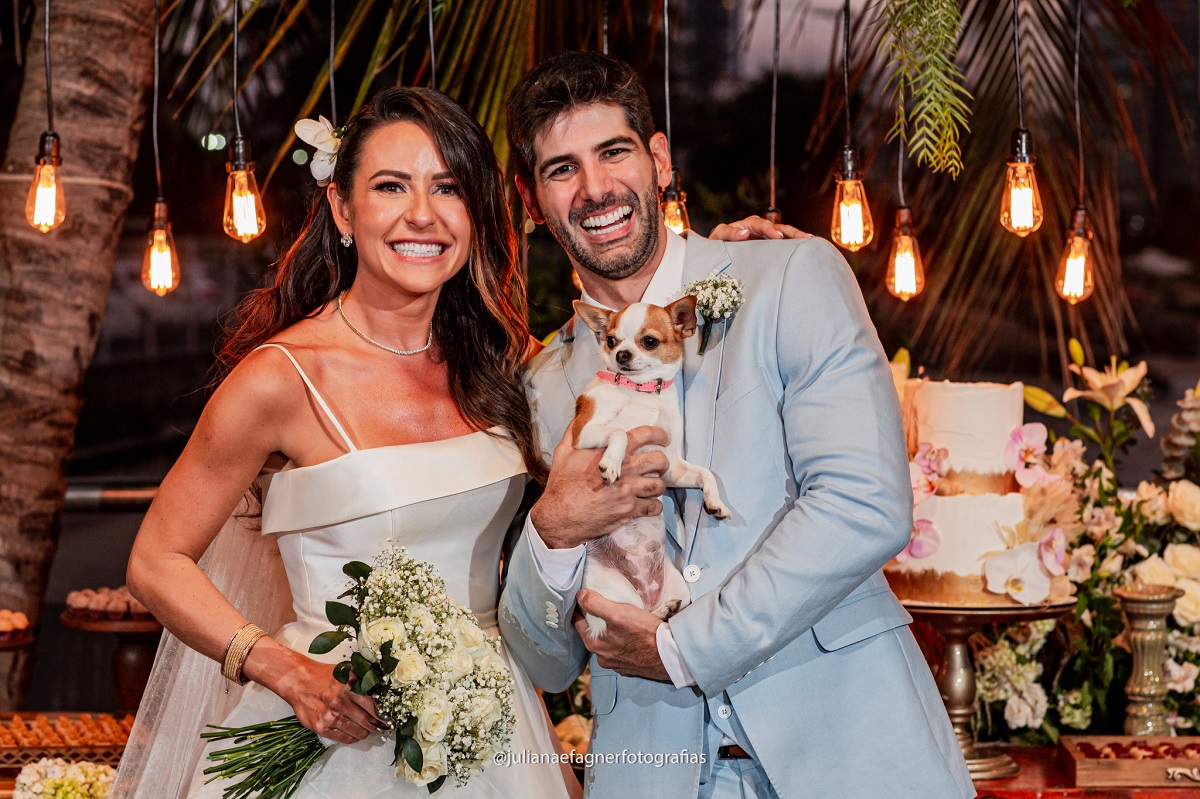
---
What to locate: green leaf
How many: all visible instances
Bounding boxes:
[343,561,373,581]
[308,631,350,655]
[402,735,423,774]
[332,661,352,684]
[428,775,447,793]
[351,651,373,677]
[326,601,358,627]
[353,667,381,695]
[399,718,417,739]
[380,640,399,675]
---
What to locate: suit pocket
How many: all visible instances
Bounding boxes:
[589,674,617,715]
[811,587,913,652]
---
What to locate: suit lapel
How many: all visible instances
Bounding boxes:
[559,316,604,402]
[679,236,733,559]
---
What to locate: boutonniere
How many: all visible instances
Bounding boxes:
[294,115,345,185]
[683,272,744,354]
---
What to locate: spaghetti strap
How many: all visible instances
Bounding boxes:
[254,343,357,453]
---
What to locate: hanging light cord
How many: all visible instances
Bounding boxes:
[152,0,162,197]
[663,0,672,151]
[602,0,609,54]
[328,0,337,127]
[897,138,906,207]
[427,0,437,89]
[1011,0,1025,130]
[232,0,242,138]
[769,0,780,209]
[1073,0,1084,204]
[842,0,851,147]
[43,0,53,130]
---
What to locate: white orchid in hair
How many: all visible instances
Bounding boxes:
[294,115,342,184]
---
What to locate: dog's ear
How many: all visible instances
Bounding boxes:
[666,296,698,339]
[573,301,613,338]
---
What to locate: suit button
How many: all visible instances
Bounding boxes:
[717,704,732,720]
[683,565,701,583]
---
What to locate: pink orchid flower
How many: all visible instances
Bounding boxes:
[913,442,948,477]
[1038,527,1067,576]
[1004,423,1054,488]
[910,462,939,504]
[895,519,940,563]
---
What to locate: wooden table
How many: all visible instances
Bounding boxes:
[975,746,1200,798]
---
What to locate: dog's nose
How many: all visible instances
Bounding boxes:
[615,348,632,365]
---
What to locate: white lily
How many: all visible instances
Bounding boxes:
[294,115,341,184]
[1063,357,1155,438]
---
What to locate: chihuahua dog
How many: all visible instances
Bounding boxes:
[571,296,731,637]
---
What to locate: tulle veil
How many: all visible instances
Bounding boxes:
[111,493,293,799]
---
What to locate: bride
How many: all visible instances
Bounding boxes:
[112,87,585,798]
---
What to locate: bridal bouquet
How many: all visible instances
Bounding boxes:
[202,547,514,797]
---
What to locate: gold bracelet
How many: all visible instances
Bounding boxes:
[221,622,267,685]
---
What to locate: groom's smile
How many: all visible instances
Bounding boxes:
[517,103,673,284]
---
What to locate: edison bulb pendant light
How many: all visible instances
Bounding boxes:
[26,132,65,233]
[1000,129,1044,236]
[886,207,925,301]
[831,146,873,251]
[224,136,266,243]
[1056,206,1094,305]
[660,168,690,234]
[142,199,181,296]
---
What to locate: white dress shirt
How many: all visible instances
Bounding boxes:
[525,229,698,689]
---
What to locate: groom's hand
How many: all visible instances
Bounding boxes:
[531,425,669,550]
[574,590,669,682]
[709,214,812,242]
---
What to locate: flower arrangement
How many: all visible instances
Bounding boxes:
[294,116,343,185]
[973,342,1200,741]
[13,758,115,799]
[202,547,514,796]
[682,272,744,354]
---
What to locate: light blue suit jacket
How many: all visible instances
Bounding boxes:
[499,235,973,799]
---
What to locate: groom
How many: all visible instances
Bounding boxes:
[498,52,973,799]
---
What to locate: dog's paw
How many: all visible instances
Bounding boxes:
[705,499,731,520]
[598,456,621,484]
[652,599,683,620]
[585,615,608,638]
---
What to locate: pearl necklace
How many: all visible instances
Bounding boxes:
[337,292,433,356]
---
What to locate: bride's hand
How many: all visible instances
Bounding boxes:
[272,653,383,744]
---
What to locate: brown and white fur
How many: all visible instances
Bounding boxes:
[571,296,731,637]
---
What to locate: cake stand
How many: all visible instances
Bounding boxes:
[906,601,1076,780]
[60,612,162,714]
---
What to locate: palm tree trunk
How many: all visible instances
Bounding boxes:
[0,0,153,707]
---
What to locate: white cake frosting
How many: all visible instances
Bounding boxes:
[913,381,1024,474]
[904,494,1026,579]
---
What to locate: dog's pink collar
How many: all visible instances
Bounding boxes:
[595,370,673,394]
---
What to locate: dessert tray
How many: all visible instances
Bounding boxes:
[1058,736,1200,787]
[0,713,134,773]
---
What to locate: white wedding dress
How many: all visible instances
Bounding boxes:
[114,344,578,799]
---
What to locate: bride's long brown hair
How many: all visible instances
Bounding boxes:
[216,87,546,483]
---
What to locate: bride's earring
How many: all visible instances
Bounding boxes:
[340,231,353,248]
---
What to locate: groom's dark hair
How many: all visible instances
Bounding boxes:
[506,51,655,183]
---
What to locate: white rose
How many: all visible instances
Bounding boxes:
[469,743,498,772]
[450,616,491,659]
[1170,481,1200,532]
[470,691,503,729]
[407,605,437,640]
[1067,544,1096,583]
[1165,658,1200,694]
[400,740,447,786]
[1165,544,1200,580]
[389,650,430,685]
[1136,481,1172,525]
[359,617,407,663]
[1003,684,1048,730]
[1174,578,1200,627]
[1131,554,1178,588]
[476,648,509,677]
[437,647,474,684]
[416,689,451,742]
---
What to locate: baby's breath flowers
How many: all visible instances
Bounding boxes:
[683,272,744,354]
[202,547,513,797]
